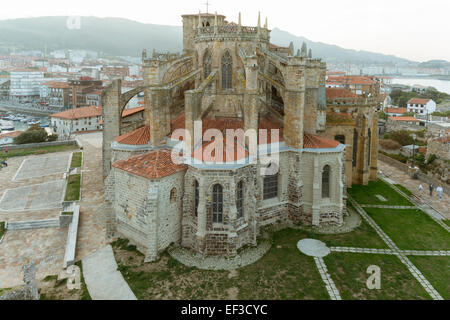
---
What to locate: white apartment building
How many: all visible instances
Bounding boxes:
[50,106,102,137]
[10,70,44,101]
[407,98,436,115]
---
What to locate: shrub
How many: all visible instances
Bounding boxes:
[47,134,58,142]
[13,126,58,144]
[426,154,437,165]
[379,139,401,150]
[388,130,415,146]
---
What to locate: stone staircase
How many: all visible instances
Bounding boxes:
[7,219,60,231]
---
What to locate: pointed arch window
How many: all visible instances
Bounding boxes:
[194,180,199,217]
[263,163,279,200]
[212,184,223,223]
[221,51,233,89]
[322,165,330,198]
[203,50,212,80]
[236,181,244,219]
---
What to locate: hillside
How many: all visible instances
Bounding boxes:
[0,16,414,64]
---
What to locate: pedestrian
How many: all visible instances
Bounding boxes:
[437,186,443,199]
[429,184,434,197]
[419,184,423,194]
[4,146,7,154]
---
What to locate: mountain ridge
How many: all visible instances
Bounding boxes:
[0,16,415,64]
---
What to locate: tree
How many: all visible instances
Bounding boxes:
[388,130,414,146]
[13,125,59,144]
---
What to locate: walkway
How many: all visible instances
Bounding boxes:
[82,245,136,300]
[378,160,450,219]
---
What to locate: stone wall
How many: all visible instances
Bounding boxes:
[0,262,39,300]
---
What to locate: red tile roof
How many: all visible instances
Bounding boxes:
[327,75,377,85]
[122,106,145,117]
[408,98,430,105]
[0,131,23,139]
[326,88,359,99]
[388,116,419,122]
[112,149,186,179]
[42,81,69,89]
[303,134,340,149]
[116,125,150,145]
[385,108,407,114]
[50,106,102,120]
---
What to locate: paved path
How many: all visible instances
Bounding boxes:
[82,245,136,300]
[379,161,450,219]
[313,257,341,300]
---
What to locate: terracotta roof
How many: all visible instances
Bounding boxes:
[327,75,377,85]
[326,88,359,99]
[42,81,68,89]
[112,149,186,179]
[50,106,102,120]
[385,108,407,114]
[388,116,419,122]
[115,125,150,145]
[408,98,430,105]
[193,137,249,162]
[0,131,23,139]
[303,134,340,149]
[122,106,145,117]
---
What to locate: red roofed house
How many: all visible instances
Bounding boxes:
[407,98,436,115]
[50,105,102,137]
[0,131,23,145]
[326,75,379,96]
[384,107,408,117]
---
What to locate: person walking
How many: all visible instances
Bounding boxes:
[419,184,423,194]
[429,184,434,197]
[436,186,443,199]
[4,146,7,154]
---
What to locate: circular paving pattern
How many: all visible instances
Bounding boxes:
[297,239,331,257]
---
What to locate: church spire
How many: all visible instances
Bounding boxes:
[198,10,202,29]
[257,11,261,28]
[238,12,242,32]
[264,17,268,29]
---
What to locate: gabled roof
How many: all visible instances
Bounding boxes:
[0,131,23,139]
[408,98,430,105]
[50,106,102,120]
[303,134,340,149]
[116,125,150,145]
[112,149,186,179]
[326,88,359,99]
[327,75,377,85]
[388,116,419,122]
[122,106,145,118]
[385,108,407,114]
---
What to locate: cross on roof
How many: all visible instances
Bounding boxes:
[204,0,211,14]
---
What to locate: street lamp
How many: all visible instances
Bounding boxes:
[411,133,417,169]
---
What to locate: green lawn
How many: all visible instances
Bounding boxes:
[0,221,5,239]
[348,179,413,206]
[408,256,450,300]
[394,184,413,197]
[324,253,430,300]
[0,144,77,160]
[443,220,450,227]
[364,208,450,250]
[70,152,82,169]
[64,174,81,201]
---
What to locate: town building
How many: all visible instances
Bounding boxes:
[99,11,379,262]
[50,105,102,137]
[68,77,103,108]
[384,107,407,117]
[407,98,436,115]
[0,78,10,101]
[9,70,44,102]
[0,131,22,145]
[325,75,380,96]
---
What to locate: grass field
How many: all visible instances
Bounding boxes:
[348,179,413,206]
[0,221,5,239]
[364,208,450,250]
[0,144,77,161]
[394,184,413,197]
[408,256,450,300]
[324,253,430,300]
[70,152,82,169]
[64,174,81,201]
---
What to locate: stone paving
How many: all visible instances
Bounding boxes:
[329,246,450,256]
[168,240,271,270]
[13,153,71,181]
[378,160,450,220]
[0,227,67,288]
[0,180,64,212]
[82,245,136,300]
[348,195,444,300]
[73,132,107,261]
[313,257,341,300]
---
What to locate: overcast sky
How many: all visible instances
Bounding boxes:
[1,0,449,62]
